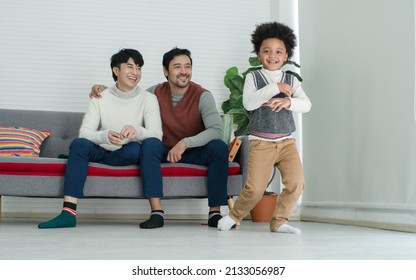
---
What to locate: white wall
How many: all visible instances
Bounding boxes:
[0,0,275,218]
[0,0,272,111]
[299,0,416,231]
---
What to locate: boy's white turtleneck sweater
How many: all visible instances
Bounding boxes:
[79,84,162,151]
[243,68,311,113]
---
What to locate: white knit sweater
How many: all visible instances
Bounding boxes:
[243,68,311,113]
[79,84,162,151]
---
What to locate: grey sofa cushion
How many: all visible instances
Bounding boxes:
[0,108,247,199]
[1,109,83,158]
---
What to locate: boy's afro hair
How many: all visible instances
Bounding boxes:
[251,22,297,59]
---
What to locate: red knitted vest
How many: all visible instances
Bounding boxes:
[155,82,206,147]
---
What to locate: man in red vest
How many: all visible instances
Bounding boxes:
[90,48,229,229]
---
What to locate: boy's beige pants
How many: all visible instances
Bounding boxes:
[229,138,305,231]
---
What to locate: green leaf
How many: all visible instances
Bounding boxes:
[284,70,303,82]
[227,75,244,93]
[234,116,249,135]
[229,90,243,103]
[226,66,239,76]
[224,67,240,91]
[221,99,232,113]
[227,108,245,115]
[242,66,262,78]
[283,60,301,68]
[249,56,261,66]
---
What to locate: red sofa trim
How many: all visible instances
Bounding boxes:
[0,162,241,177]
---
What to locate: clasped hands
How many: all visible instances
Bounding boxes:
[108,125,138,145]
[267,82,293,112]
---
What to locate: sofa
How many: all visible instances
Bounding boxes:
[0,109,248,215]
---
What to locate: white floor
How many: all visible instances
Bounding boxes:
[1,218,416,260]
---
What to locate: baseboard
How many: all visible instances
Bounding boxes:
[301,204,416,233]
[0,196,301,221]
[0,211,208,220]
[0,196,212,218]
[1,211,300,221]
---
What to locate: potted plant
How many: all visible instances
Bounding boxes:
[250,190,278,222]
[222,57,302,222]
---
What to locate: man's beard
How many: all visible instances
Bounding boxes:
[173,75,190,88]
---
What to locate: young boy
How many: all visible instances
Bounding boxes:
[38,48,162,229]
[218,22,311,233]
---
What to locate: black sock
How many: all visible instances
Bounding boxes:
[62,201,77,216]
[63,202,77,212]
[208,211,222,228]
[139,210,164,229]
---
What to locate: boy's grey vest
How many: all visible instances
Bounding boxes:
[246,70,296,138]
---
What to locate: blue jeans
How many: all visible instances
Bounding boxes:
[64,138,141,198]
[140,138,229,207]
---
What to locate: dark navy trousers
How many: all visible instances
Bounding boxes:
[140,137,229,207]
[64,138,141,198]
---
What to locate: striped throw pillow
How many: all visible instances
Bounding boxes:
[0,126,51,157]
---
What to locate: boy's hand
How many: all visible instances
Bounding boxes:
[89,84,105,99]
[276,83,293,97]
[267,97,291,112]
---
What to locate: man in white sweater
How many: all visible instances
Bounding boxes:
[38,49,162,229]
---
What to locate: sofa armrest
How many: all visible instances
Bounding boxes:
[234,135,249,187]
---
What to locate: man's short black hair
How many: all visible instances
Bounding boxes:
[251,22,297,59]
[110,48,144,81]
[162,47,193,70]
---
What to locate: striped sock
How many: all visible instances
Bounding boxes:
[63,201,77,216]
[37,202,77,229]
[208,211,222,227]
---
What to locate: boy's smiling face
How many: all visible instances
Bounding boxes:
[258,38,288,71]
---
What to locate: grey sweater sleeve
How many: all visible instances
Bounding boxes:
[183,91,224,148]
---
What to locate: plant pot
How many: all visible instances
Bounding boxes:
[250,193,278,223]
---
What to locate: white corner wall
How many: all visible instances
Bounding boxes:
[0,0,275,218]
[299,0,416,231]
